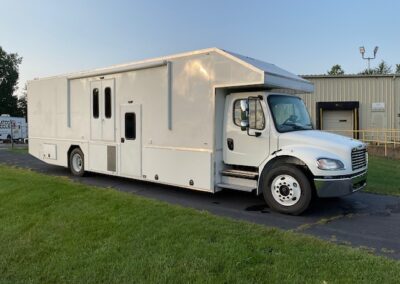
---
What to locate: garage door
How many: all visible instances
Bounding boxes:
[322,110,354,137]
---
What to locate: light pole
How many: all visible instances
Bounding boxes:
[359,46,379,71]
[10,120,14,149]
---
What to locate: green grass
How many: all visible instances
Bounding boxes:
[0,165,399,283]
[366,155,400,196]
[6,147,28,154]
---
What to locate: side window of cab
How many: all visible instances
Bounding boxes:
[233,98,265,130]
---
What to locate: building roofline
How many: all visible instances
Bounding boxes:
[301,74,399,79]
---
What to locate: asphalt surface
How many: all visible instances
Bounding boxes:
[1,144,400,259]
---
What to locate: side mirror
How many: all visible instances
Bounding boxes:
[240,100,249,131]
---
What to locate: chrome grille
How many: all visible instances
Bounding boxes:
[351,148,367,170]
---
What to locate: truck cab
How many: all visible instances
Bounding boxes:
[222,91,367,215]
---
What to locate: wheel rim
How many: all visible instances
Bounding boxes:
[72,153,83,172]
[271,174,301,206]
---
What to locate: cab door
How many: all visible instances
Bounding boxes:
[120,104,142,177]
[223,93,270,166]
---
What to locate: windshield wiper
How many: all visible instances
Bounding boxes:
[281,122,312,130]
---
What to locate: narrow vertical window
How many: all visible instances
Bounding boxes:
[105,87,112,118]
[93,88,99,118]
[125,113,136,140]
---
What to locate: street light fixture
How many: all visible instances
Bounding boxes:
[373,46,379,57]
[359,46,378,71]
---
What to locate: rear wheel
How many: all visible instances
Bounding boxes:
[69,148,85,177]
[260,164,312,215]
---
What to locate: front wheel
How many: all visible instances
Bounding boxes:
[260,165,312,215]
[69,148,85,177]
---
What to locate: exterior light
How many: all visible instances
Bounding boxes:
[316,158,345,171]
[359,45,379,71]
[373,46,379,56]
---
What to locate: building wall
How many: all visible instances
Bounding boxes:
[297,75,400,131]
[395,77,400,130]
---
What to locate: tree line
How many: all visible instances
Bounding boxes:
[0,46,26,118]
[327,61,400,75]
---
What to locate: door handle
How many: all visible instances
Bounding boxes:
[227,138,234,151]
[121,137,125,143]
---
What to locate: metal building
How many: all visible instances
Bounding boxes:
[297,75,400,138]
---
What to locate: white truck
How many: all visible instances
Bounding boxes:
[0,114,28,142]
[28,48,367,214]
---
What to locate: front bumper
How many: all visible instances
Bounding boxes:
[314,171,367,198]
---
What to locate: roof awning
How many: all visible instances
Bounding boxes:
[224,50,314,93]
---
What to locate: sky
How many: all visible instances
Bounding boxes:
[1,0,399,96]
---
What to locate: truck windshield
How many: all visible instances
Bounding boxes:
[267,95,313,133]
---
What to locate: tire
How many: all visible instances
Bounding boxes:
[69,148,85,177]
[260,164,312,215]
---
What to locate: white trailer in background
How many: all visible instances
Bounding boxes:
[28,48,367,214]
[0,114,28,142]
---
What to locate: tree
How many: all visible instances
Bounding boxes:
[374,60,392,74]
[0,46,22,116]
[359,60,392,75]
[327,64,345,75]
[396,64,400,74]
[18,84,28,119]
[359,68,374,75]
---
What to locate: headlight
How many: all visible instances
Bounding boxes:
[316,158,345,170]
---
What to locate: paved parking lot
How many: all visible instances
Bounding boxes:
[1,147,400,259]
